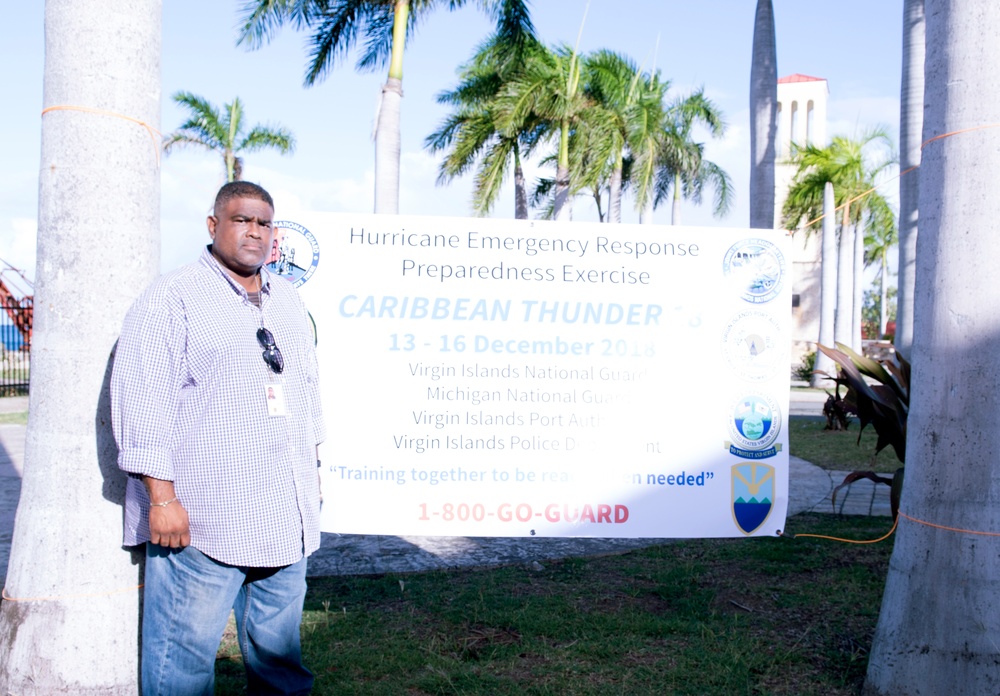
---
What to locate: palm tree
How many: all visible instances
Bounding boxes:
[0,1,159,691]
[581,50,667,223]
[781,128,895,349]
[895,0,925,359]
[164,92,295,182]
[812,182,837,387]
[749,0,777,229]
[852,213,865,351]
[424,33,545,219]
[494,42,594,221]
[652,90,733,225]
[864,198,898,338]
[528,107,622,222]
[238,0,534,215]
[865,3,1000,692]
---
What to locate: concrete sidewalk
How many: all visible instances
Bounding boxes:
[0,392,891,583]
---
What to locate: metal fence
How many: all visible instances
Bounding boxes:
[1,297,31,396]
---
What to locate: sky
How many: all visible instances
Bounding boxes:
[0,1,903,287]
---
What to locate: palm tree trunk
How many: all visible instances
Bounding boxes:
[608,155,623,223]
[894,0,924,360]
[812,182,837,387]
[513,144,528,220]
[864,3,1000,693]
[592,189,605,222]
[879,254,889,337]
[553,119,570,221]
[639,197,653,224]
[0,0,160,691]
[374,0,408,215]
[834,205,853,347]
[671,173,681,225]
[226,149,237,182]
[852,215,865,352]
[749,0,777,229]
[227,100,240,181]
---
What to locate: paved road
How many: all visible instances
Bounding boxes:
[0,392,891,583]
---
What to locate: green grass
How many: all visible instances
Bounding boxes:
[214,514,893,695]
[0,411,27,425]
[788,416,901,474]
[0,393,894,692]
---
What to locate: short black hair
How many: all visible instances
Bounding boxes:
[213,181,274,213]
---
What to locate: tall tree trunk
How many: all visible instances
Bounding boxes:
[591,189,605,222]
[374,78,402,214]
[513,145,528,220]
[226,149,237,182]
[879,254,889,337]
[812,182,837,387]
[374,0,408,215]
[894,0,925,359]
[638,197,653,224]
[852,215,865,352]
[0,1,160,692]
[608,155,622,223]
[553,119,570,221]
[834,206,853,347]
[671,181,681,225]
[749,0,777,229]
[863,2,1000,693]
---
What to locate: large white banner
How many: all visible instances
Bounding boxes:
[277,213,791,538]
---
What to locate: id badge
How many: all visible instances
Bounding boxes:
[264,384,287,417]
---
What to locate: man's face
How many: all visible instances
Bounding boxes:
[207,196,275,281]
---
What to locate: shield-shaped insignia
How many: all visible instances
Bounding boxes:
[731,462,775,535]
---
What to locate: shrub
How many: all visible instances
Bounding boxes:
[815,342,909,518]
[793,350,816,382]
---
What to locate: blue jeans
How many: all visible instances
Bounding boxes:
[142,543,313,695]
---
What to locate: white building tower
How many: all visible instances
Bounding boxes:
[774,73,829,367]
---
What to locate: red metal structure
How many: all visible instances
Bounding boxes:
[0,267,33,345]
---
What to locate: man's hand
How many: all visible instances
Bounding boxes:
[149,501,191,548]
[143,476,191,548]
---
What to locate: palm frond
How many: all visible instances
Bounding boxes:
[236,0,301,49]
[354,1,398,73]
[472,135,516,215]
[481,0,535,55]
[165,91,227,152]
[239,125,296,154]
[783,126,897,233]
[303,0,370,84]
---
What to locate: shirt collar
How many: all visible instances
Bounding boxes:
[200,245,272,296]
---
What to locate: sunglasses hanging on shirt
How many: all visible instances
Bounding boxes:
[257,327,285,374]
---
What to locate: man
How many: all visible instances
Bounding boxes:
[112,181,325,695]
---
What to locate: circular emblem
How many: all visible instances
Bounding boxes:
[727,393,781,458]
[267,221,320,287]
[722,238,786,304]
[721,310,784,381]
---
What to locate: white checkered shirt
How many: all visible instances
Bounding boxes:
[112,247,326,567]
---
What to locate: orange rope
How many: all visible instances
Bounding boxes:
[2,584,143,603]
[920,123,1000,150]
[779,515,898,544]
[898,510,1000,537]
[41,104,161,164]
[780,505,1000,545]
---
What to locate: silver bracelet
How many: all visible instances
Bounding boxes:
[150,497,178,508]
